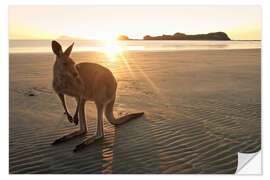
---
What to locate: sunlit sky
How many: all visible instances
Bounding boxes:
[9,6,261,40]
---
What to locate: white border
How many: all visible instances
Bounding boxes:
[3,0,265,5]
[2,0,268,179]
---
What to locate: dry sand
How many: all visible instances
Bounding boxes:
[9,49,261,174]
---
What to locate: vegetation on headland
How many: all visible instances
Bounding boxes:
[116,32,231,40]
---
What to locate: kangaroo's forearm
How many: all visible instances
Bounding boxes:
[57,93,74,123]
[74,97,80,116]
[73,97,80,125]
[57,93,69,114]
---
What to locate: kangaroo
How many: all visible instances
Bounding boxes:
[51,40,144,152]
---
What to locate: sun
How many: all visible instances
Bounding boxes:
[102,38,122,60]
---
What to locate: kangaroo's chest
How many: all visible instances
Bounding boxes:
[53,76,76,97]
[53,76,66,92]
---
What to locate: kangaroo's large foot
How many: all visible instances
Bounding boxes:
[73,134,104,152]
[52,130,86,145]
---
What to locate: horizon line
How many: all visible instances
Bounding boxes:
[9,38,262,41]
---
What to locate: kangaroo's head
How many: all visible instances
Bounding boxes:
[51,40,79,80]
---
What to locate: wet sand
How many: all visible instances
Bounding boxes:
[9,49,261,174]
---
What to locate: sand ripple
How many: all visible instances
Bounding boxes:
[9,50,260,174]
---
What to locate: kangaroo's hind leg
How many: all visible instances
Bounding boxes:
[73,102,104,152]
[52,99,87,145]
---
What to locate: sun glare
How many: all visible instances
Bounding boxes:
[102,38,122,60]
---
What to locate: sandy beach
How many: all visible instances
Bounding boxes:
[9,49,261,174]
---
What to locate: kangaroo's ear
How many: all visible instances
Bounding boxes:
[63,42,74,58]
[52,40,63,57]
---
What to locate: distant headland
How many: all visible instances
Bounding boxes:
[117,32,231,41]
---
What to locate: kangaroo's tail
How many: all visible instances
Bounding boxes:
[105,97,144,125]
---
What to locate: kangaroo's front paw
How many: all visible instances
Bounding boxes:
[73,115,79,126]
[64,112,73,123]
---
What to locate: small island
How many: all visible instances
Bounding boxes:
[57,35,88,40]
[117,32,231,41]
[115,35,131,40]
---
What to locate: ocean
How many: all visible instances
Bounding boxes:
[9,40,261,54]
